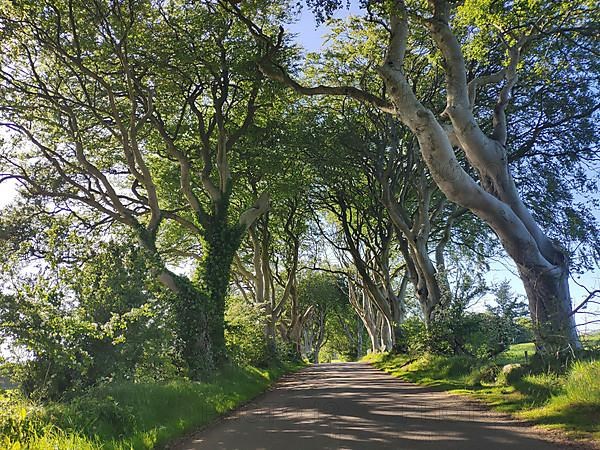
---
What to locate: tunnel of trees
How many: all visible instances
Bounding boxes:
[0,0,598,401]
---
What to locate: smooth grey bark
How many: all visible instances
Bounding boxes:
[348,277,390,353]
[375,1,580,352]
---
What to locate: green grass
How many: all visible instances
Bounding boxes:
[517,360,600,439]
[1,361,304,449]
[494,342,536,365]
[582,332,600,348]
[364,346,600,443]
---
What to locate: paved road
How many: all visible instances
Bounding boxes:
[173,362,582,450]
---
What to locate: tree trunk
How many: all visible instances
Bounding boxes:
[265,315,277,356]
[348,279,383,353]
[396,234,442,326]
[380,316,394,351]
[312,311,326,363]
[375,8,581,352]
[356,317,364,358]
[168,275,214,377]
[366,323,378,353]
[197,218,244,369]
[519,261,579,353]
[138,233,215,378]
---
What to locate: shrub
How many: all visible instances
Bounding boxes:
[467,363,500,386]
[397,317,428,355]
[1,243,180,400]
[0,390,51,447]
[225,296,269,366]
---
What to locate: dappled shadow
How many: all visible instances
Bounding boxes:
[526,403,600,434]
[174,363,570,450]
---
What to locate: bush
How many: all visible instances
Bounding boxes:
[467,363,500,386]
[225,296,269,367]
[1,243,181,400]
[397,317,428,355]
[0,390,50,447]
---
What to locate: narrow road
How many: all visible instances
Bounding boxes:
[173,362,581,450]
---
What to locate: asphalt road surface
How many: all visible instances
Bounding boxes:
[173,362,586,450]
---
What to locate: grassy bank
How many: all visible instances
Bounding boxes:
[1,361,304,449]
[364,346,600,442]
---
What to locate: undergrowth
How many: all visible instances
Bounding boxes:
[0,361,303,449]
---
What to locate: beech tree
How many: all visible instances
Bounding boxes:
[231,104,316,355]
[228,0,599,352]
[0,0,283,374]
[302,88,487,328]
[233,196,312,355]
[347,273,392,353]
[297,272,346,362]
[324,98,468,326]
[314,169,407,349]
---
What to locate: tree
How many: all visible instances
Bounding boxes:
[0,0,282,374]
[297,272,346,363]
[487,281,529,352]
[229,0,599,353]
[0,222,177,398]
[347,273,390,353]
[233,196,312,357]
[231,105,316,356]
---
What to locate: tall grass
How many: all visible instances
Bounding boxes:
[561,360,600,404]
[1,361,303,449]
[495,342,536,365]
[518,360,600,438]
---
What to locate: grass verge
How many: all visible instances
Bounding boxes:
[363,351,600,443]
[1,360,304,449]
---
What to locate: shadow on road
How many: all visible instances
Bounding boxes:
[172,362,569,450]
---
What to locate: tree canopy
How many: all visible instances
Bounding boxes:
[0,0,598,395]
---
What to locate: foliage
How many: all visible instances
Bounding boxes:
[319,312,367,362]
[421,270,488,355]
[297,272,356,362]
[0,361,304,449]
[0,0,286,374]
[0,241,179,399]
[398,277,533,359]
[485,281,531,350]
[0,390,48,447]
[0,0,598,444]
[225,296,269,367]
[396,317,428,355]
